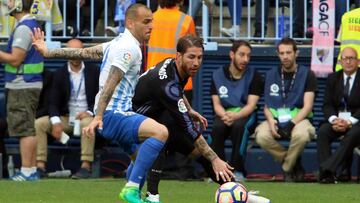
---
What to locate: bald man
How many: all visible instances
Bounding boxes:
[318,47,360,184]
[35,38,100,179]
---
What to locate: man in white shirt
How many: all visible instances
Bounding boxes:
[318,47,360,184]
[35,39,100,179]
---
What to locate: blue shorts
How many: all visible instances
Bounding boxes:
[101,110,147,145]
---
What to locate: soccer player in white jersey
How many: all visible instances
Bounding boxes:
[32,4,234,203]
[33,4,168,203]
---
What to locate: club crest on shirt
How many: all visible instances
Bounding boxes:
[218,86,228,98]
[122,52,132,65]
[178,99,188,113]
[270,83,279,96]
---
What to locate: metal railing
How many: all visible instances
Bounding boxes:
[0,0,356,43]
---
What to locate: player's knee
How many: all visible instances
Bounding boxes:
[154,124,168,142]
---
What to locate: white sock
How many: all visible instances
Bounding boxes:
[125,181,140,188]
[146,192,160,201]
[31,167,37,174]
[21,167,33,177]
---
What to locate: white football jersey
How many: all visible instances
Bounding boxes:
[94,29,142,114]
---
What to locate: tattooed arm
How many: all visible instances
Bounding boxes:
[95,66,124,117]
[194,135,218,161]
[44,45,104,60]
[194,135,234,181]
[82,66,124,136]
[31,27,103,60]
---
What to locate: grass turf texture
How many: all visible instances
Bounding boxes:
[0,179,359,202]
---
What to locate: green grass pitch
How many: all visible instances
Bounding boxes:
[0,179,359,202]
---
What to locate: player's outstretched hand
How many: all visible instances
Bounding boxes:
[31,27,48,57]
[212,157,234,182]
[82,116,103,138]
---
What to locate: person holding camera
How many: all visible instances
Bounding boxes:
[255,37,317,182]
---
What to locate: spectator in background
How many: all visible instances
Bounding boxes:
[35,70,54,124]
[252,0,305,41]
[187,0,214,19]
[32,69,53,178]
[210,40,263,182]
[30,0,63,32]
[317,47,360,184]
[335,7,360,71]
[137,0,158,12]
[0,0,43,181]
[255,38,316,182]
[82,0,104,36]
[58,0,104,36]
[147,0,196,101]
[105,0,136,36]
[335,0,360,35]
[188,0,202,18]
[35,39,100,179]
[220,0,242,38]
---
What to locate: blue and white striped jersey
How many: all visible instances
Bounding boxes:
[94,29,142,114]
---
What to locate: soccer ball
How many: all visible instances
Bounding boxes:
[215,182,248,203]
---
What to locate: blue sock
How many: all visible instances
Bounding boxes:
[128,137,165,185]
[126,162,146,189]
[126,161,134,181]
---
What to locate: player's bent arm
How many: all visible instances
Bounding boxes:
[194,135,218,162]
[44,44,104,60]
[183,95,194,112]
[195,135,234,181]
[96,66,124,117]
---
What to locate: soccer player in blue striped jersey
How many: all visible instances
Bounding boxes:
[32,4,168,203]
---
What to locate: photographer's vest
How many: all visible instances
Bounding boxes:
[264,66,312,120]
[213,66,255,111]
[336,8,360,71]
[5,18,44,83]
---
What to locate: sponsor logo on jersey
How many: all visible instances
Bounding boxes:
[159,59,172,80]
[122,52,132,65]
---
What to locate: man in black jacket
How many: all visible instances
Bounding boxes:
[318,47,360,183]
[35,39,99,179]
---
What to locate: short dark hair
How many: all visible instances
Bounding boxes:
[176,35,204,54]
[125,3,150,20]
[277,37,298,52]
[159,0,182,8]
[230,40,252,53]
